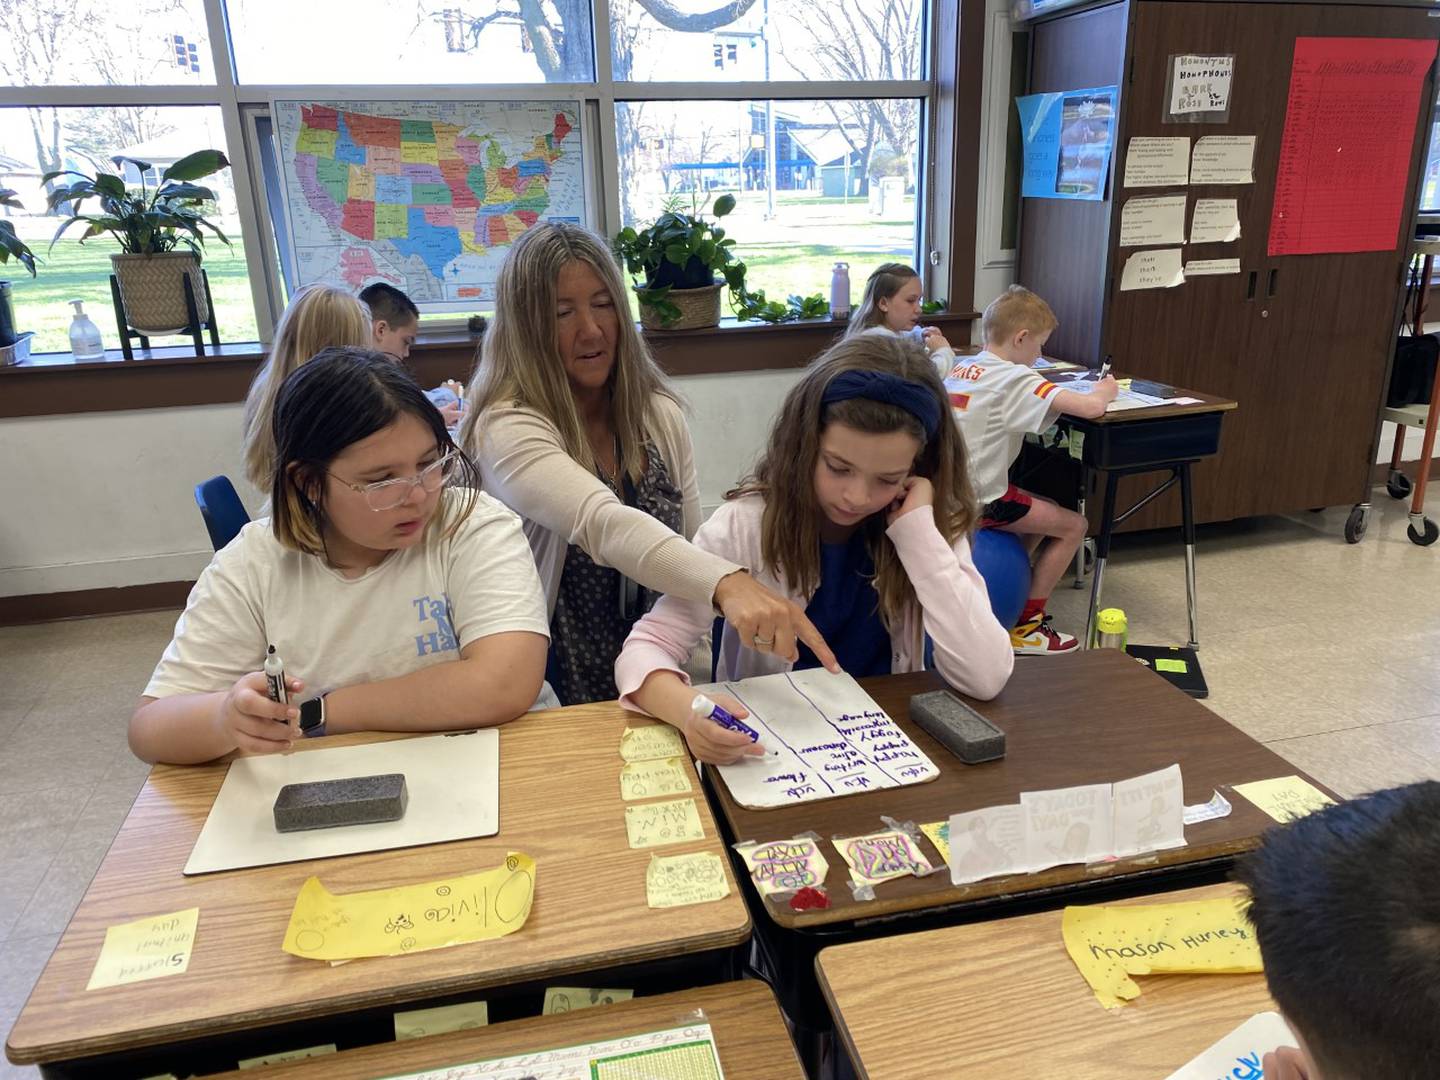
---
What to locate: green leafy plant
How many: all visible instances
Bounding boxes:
[920,298,948,314]
[613,192,828,327]
[0,188,37,277]
[41,149,232,255]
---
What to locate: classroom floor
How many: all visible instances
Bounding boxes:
[3,484,1438,1079]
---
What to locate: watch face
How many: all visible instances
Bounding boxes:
[299,697,322,731]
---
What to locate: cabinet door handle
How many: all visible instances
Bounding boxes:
[1246,271,1258,300]
[1267,269,1280,298]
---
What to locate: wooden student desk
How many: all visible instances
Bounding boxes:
[5,704,751,1079]
[817,882,1277,1079]
[703,651,1330,1060]
[206,981,804,1079]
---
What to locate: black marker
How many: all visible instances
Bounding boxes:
[264,644,288,705]
[1097,354,1113,380]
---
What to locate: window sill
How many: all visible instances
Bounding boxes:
[0,312,978,419]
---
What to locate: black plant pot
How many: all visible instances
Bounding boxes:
[648,255,716,291]
[0,281,16,349]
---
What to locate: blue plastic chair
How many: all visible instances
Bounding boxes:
[194,475,251,552]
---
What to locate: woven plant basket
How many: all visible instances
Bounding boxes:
[639,282,723,331]
[111,251,208,333]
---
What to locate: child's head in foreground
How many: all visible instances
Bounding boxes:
[359,282,420,360]
[1234,781,1440,1080]
[980,285,1058,365]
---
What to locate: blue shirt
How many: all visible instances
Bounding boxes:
[795,531,891,677]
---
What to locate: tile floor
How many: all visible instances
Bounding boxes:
[3,486,1438,1077]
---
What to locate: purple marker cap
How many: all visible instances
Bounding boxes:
[691,693,764,744]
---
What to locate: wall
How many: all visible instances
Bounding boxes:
[0,369,805,598]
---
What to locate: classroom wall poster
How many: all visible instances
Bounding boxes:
[1268,36,1439,257]
[1016,85,1118,201]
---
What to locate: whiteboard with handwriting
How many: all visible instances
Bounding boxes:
[706,669,939,809]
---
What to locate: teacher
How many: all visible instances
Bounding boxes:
[460,223,836,706]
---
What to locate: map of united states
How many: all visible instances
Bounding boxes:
[275,101,584,304]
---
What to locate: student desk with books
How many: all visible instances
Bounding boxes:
[701,651,1329,1069]
[204,981,803,1079]
[5,703,752,1079]
[817,882,1275,1079]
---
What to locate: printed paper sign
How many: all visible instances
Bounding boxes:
[1023,783,1114,866]
[1111,764,1186,858]
[1124,137,1190,187]
[1119,195,1187,247]
[1120,248,1185,291]
[948,804,1039,885]
[1190,198,1241,243]
[1190,135,1255,184]
[1185,258,1241,276]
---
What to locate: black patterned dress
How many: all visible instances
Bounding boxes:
[545,439,684,705]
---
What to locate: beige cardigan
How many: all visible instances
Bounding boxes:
[471,394,741,617]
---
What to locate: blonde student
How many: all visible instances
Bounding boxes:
[240,283,372,491]
[615,332,1014,765]
[130,348,552,766]
[947,285,1117,656]
[847,262,955,373]
[462,222,835,707]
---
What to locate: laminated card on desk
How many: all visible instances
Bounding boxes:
[705,669,939,810]
[184,731,500,875]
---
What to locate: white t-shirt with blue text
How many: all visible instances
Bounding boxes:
[145,489,554,708]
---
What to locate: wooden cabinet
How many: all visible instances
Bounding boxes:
[1018,0,1438,530]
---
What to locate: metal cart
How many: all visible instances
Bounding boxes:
[1380,236,1440,546]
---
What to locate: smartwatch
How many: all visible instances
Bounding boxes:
[299,693,328,738]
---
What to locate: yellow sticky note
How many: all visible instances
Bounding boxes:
[86,907,199,991]
[1155,658,1188,673]
[619,757,693,801]
[620,724,687,762]
[646,851,731,908]
[542,987,633,1014]
[624,798,704,849]
[1233,776,1336,823]
[920,821,951,864]
[1062,897,1262,1008]
[394,1001,489,1040]
[237,1045,335,1069]
[735,837,830,896]
[282,852,535,961]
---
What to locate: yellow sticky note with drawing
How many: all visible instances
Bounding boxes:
[619,756,693,801]
[542,987,633,1014]
[620,724,686,762]
[624,797,704,848]
[1062,896,1262,1008]
[919,821,951,865]
[393,1000,489,1040]
[86,907,199,991]
[646,851,731,908]
[282,852,535,961]
[1232,776,1336,823]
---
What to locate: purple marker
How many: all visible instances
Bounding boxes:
[692,693,773,755]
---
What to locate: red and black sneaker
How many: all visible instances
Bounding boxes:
[1010,614,1079,656]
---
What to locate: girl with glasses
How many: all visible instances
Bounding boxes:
[130,347,553,765]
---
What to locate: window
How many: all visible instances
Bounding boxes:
[0,0,947,357]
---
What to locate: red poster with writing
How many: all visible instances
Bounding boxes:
[1268,36,1438,257]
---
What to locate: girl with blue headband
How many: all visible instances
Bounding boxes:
[614,333,1015,764]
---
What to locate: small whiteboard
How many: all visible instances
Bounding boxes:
[184,731,499,875]
[707,670,939,810]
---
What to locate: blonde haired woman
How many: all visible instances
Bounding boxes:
[461,223,835,705]
[241,283,373,490]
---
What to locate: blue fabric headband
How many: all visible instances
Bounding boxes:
[820,369,941,439]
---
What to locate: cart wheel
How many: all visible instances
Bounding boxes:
[1387,471,1413,500]
[1407,519,1439,546]
[1344,505,1369,544]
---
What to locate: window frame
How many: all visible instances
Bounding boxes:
[0,0,979,373]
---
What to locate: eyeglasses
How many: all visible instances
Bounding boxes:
[330,451,457,511]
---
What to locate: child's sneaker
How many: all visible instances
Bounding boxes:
[1010,614,1079,656]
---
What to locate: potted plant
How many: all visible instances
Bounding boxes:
[42,150,231,334]
[0,187,38,360]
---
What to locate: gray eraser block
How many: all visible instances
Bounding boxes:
[273,774,408,833]
[908,691,1006,764]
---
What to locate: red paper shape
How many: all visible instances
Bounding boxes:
[1268,37,1438,257]
[788,886,831,911]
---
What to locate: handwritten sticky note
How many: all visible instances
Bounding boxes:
[624,797,704,849]
[543,987,633,1014]
[1062,896,1261,1008]
[620,724,686,762]
[835,830,933,885]
[282,852,535,960]
[237,1045,335,1069]
[919,821,950,864]
[86,907,199,991]
[646,851,731,908]
[1233,776,1336,822]
[1164,1011,1297,1080]
[394,1000,489,1040]
[619,756,693,801]
[735,837,830,896]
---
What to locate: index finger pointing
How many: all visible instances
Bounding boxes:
[793,609,840,674]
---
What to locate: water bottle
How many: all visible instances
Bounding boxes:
[830,262,851,320]
[1095,607,1128,650]
[68,299,105,360]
